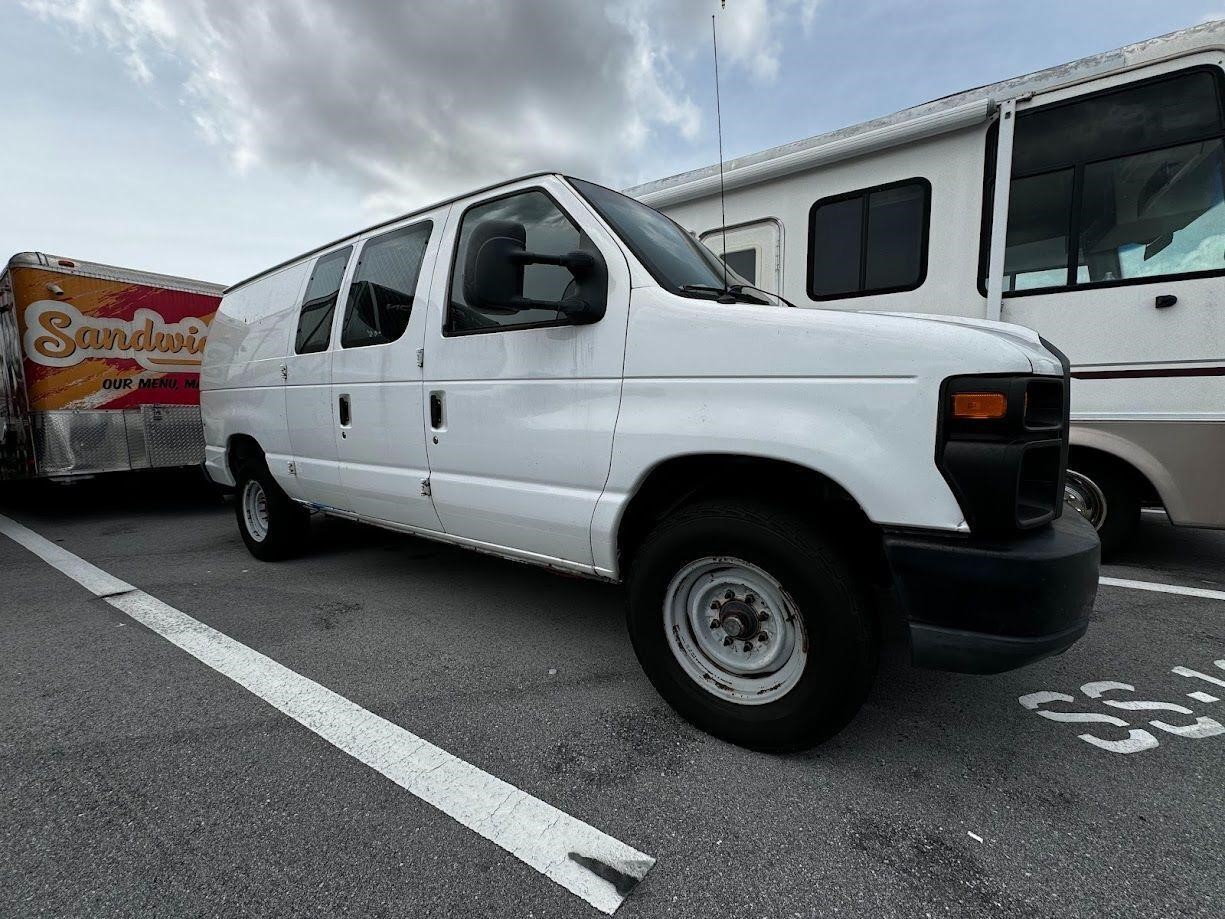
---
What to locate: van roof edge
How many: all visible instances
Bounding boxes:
[224,171,559,295]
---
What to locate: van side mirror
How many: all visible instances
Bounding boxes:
[463,219,606,323]
[464,220,526,315]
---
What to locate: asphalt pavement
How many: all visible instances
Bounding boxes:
[1,473,1222,918]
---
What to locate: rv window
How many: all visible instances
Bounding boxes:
[1077,140,1225,283]
[448,189,598,334]
[987,67,1225,293]
[1012,70,1222,177]
[808,178,930,299]
[295,246,353,354]
[699,220,783,295]
[810,198,863,296]
[1003,170,1074,291]
[721,248,758,284]
[865,184,927,290]
[341,222,432,348]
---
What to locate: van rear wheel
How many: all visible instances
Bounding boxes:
[234,460,309,561]
[627,499,877,751]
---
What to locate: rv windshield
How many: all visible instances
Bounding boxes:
[568,178,772,305]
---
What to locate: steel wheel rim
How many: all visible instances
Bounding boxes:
[242,479,270,542]
[1064,470,1107,529]
[663,556,808,706]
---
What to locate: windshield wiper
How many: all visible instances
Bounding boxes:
[681,283,738,302]
[680,283,777,306]
[681,283,786,308]
[729,283,797,309]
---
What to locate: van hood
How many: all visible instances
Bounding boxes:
[870,311,1065,376]
[625,289,1064,381]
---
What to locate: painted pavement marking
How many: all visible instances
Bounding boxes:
[0,513,653,914]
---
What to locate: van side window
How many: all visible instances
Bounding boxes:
[448,190,595,334]
[294,246,352,354]
[986,68,1225,292]
[807,179,931,299]
[341,222,432,348]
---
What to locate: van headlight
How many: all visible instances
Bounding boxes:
[936,374,1069,534]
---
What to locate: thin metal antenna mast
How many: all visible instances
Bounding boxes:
[712,13,729,291]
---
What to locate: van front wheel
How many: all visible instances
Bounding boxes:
[627,499,877,751]
[234,460,309,561]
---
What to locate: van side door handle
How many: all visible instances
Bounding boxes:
[1155,294,1178,309]
[429,391,444,429]
[338,394,351,427]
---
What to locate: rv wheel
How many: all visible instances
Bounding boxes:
[234,460,309,561]
[1064,459,1139,560]
[626,498,877,751]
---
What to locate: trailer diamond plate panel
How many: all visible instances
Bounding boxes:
[33,411,131,476]
[142,404,204,468]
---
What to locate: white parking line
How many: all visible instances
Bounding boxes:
[0,514,653,915]
[1100,576,1225,602]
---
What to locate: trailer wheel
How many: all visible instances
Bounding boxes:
[627,498,877,751]
[234,459,309,561]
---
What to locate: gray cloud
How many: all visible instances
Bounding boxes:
[24,0,816,214]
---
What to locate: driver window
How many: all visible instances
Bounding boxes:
[448,190,593,334]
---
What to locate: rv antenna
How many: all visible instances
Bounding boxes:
[711,13,729,292]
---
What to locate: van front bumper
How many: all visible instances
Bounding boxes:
[883,512,1100,674]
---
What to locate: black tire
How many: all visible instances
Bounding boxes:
[233,458,309,561]
[627,498,877,752]
[1067,457,1140,560]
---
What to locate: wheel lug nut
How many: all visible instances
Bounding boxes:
[724,590,734,600]
[745,594,756,604]
[723,636,733,646]
[758,611,769,621]
[743,642,753,652]
[710,618,720,629]
[711,601,720,610]
[758,632,768,642]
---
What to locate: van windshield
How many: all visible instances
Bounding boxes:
[568,178,771,304]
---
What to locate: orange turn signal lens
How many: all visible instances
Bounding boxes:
[951,391,1008,420]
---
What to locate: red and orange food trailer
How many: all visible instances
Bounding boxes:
[0,252,224,479]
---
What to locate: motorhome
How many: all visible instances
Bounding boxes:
[0,253,223,480]
[631,21,1225,556]
[201,173,1098,750]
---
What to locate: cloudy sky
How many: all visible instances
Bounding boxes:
[3,0,1221,284]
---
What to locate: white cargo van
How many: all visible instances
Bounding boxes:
[201,173,1099,749]
[631,21,1225,557]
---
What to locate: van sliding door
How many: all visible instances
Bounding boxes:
[330,215,444,531]
[284,245,353,512]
